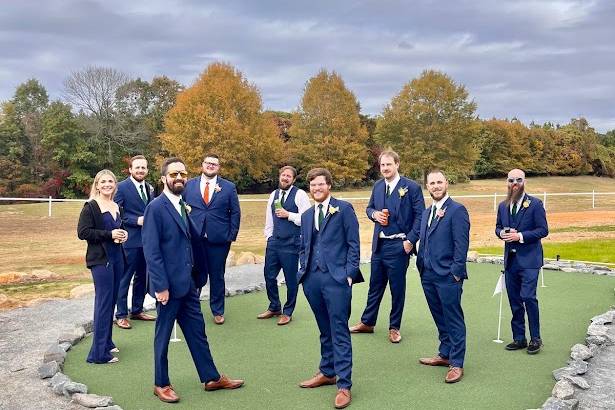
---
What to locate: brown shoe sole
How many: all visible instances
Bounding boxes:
[153,391,179,403]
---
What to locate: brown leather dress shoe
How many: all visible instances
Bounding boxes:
[335,389,351,409]
[131,312,156,321]
[257,310,281,319]
[277,315,292,326]
[204,375,244,391]
[116,318,131,329]
[388,329,402,343]
[299,372,336,388]
[419,355,450,367]
[445,366,464,383]
[154,385,180,403]
[213,315,225,325]
[349,322,374,333]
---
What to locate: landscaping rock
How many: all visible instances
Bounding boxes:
[76,319,94,334]
[44,343,67,364]
[587,324,609,338]
[63,381,88,397]
[95,406,123,410]
[585,335,607,346]
[49,372,71,395]
[570,344,592,361]
[566,360,589,375]
[552,379,575,400]
[38,361,60,379]
[225,250,236,267]
[58,327,84,345]
[542,263,561,270]
[562,375,590,390]
[541,397,579,410]
[59,341,72,352]
[561,268,578,273]
[466,251,478,262]
[71,393,114,408]
[553,366,574,381]
[590,311,614,325]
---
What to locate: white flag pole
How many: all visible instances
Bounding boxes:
[540,267,546,288]
[170,321,181,342]
[493,272,505,343]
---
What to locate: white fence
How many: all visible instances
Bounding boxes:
[1,191,615,217]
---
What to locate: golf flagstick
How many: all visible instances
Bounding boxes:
[540,267,547,288]
[170,321,181,342]
[492,271,505,343]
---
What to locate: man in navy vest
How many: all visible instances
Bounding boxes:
[496,169,548,354]
[350,150,425,343]
[298,168,364,410]
[184,154,241,325]
[114,155,156,329]
[258,166,311,325]
[416,170,470,384]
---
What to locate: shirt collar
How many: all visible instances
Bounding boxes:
[385,174,401,191]
[130,176,145,190]
[511,193,526,210]
[431,193,449,210]
[202,175,218,187]
[315,195,331,211]
[163,190,182,207]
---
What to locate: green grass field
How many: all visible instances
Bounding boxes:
[63,263,615,410]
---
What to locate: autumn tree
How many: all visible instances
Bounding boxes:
[375,70,479,183]
[160,62,283,188]
[289,69,369,187]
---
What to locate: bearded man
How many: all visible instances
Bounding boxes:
[495,169,548,355]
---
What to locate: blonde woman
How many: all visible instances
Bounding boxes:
[77,169,128,364]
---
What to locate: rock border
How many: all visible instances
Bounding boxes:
[466,254,615,277]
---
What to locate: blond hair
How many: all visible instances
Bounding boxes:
[89,169,118,200]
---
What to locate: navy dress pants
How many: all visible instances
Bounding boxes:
[263,238,299,316]
[505,264,540,341]
[115,246,147,319]
[204,240,232,316]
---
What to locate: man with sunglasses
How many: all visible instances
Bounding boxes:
[143,158,244,403]
[495,169,548,355]
[184,154,241,325]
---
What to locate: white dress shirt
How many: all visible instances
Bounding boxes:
[313,195,331,231]
[428,194,450,227]
[130,176,148,198]
[385,174,400,196]
[264,186,312,239]
[199,175,218,203]
[163,190,183,216]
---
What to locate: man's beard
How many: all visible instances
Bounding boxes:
[278,181,291,190]
[204,170,217,178]
[506,184,525,205]
[429,189,447,201]
[167,179,185,195]
[132,174,145,182]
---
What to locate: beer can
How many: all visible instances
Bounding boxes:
[382,208,389,226]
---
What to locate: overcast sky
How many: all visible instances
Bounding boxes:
[1,0,614,132]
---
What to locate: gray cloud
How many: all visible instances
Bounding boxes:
[0,0,613,131]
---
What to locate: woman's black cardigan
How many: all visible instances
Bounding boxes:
[77,199,126,268]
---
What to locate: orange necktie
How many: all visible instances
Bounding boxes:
[203,182,210,205]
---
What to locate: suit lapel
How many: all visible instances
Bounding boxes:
[319,198,337,233]
[428,197,451,236]
[207,178,222,208]
[512,194,529,229]
[162,195,189,237]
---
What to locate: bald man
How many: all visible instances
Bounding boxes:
[495,169,548,355]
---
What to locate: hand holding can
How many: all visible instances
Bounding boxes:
[382,208,389,226]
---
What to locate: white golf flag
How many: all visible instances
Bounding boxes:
[492,273,505,297]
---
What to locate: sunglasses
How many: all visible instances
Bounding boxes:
[507,177,524,184]
[167,171,188,178]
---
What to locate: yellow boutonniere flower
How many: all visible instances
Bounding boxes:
[398,186,408,197]
[329,206,340,215]
[523,200,530,208]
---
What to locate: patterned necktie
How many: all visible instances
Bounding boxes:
[318,204,324,230]
[512,203,518,216]
[139,184,148,204]
[203,182,210,205]
[179,199,188,225]
[280,190,286,206]
[386,184,391,197]
[430,205,437,226]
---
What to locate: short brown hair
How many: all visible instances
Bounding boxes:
[427,168,448,181]
[279,165,297,178]
[160,157,185,176]
[129,155,147,167]
[379,150,400,164]
[307,168,332,186]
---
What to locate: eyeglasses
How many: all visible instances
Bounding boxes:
[507,177,524,184]
[167,171,188,178]
[204,162,220,167]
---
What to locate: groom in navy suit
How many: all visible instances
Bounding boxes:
[416,170,469,384]
[297,168,363,410]
[114,155,156,329]
[143,157,244,403]
[496,169,548,354]
[184,154,241,325]
[350,150,424,343]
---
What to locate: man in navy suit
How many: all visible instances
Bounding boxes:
[416,170,469,384]
[184,154,241,325]
[258,166,311,325]
[114,155,156,329]
[350,150,425,343]
[143,157,244,403]
[496,169,548,354]
[297,168,364,410]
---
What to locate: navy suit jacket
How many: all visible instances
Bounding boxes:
[114,178,154,249]
[416,197,470,279]
[184,176,241,244]
[298,197,364,285]
[495,194,549,269]
[142,194,208,299]
[366,176,425,253]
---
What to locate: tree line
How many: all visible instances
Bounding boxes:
[1,63,614,198]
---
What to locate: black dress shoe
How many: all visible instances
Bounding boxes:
[527,338,542,355]
[505,340,528,350]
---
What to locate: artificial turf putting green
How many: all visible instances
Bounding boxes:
[63,263,614,410]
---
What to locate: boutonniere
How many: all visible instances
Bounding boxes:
[214,184,222,193]
[398,186,408,198]
[329,206,340,215]
[523,199,531,208]
[185,204,192,214]
[436,206,447,218]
